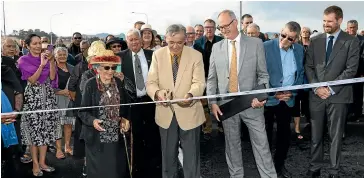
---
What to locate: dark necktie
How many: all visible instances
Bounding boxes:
[172,55,179,84]
[134,54,145,90]
[326,36,334,64]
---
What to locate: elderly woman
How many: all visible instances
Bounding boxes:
[18,34,59,176]
[53,47,75,159]
[78,47,131,178]
[140,24,161,50]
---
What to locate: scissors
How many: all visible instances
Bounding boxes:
[164,89,175,113]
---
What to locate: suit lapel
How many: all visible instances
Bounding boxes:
[273,39,283,82]
[327,31,346,66]
[125,50,136,86]
[317,35,327,66]
[238,35,247,75]
[174,46,188,91]
[144,50,152,68]
[165,48,174,91]
[221,39,229,76]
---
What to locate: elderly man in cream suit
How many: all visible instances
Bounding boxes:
[146,24,205,178]
[206,10,277,178]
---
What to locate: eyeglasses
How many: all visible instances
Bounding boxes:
[74,37,82,40]
[280,33,295,42]
[186,32,196,35]
[111,45,121,48]
[102,66,118,71]
[217,19,235,31]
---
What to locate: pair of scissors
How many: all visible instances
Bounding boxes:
[164,89,175,113]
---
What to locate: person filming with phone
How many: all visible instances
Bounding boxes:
[18,34,59,177]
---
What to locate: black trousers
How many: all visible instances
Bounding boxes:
[309,100,347,175]
[131,96,162,178]
[264,102,292,170]
[292,90,311,121]
[159,115,201,178]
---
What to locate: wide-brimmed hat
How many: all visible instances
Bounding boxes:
[87,40,120,65]
[141,24,153,32]
[105,37,122,48]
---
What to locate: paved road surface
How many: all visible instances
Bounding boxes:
[13,121,364,178]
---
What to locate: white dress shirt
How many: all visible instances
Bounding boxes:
[228,33,241,73]
[132,49,149,97]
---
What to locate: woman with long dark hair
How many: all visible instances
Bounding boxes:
[18,34,59,176]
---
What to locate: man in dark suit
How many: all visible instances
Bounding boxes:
[305,6,360,178]
[193,19,224,140]
[346,20,364,121]
[116,29,162,178]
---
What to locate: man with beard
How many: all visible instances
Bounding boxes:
[305,6,360,178]
[117,29,162,178]
[346,20,364,123]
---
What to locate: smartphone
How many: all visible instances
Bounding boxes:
[116,65,122,73]
[47,44,54,53]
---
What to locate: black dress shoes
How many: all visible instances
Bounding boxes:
[306,170,321,178]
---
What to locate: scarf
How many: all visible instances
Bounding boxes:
[18,53,58,88]
[1,90,19,148]
[97,76,120,121]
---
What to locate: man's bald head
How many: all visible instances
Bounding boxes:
[1,38,16,57]
[185,26,196,44]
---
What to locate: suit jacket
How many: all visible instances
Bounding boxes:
[206,35,269,107]
[193,35,224,78]
[356,35,364,76]
[304,30,360,103]
[117,49,153,101]
[146,46,206,130]
[264,38,304,107]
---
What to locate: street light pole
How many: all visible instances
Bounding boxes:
[239,1,242,31]
[50,12,63,44]
[132,12,148,24]
[2,1,6,36]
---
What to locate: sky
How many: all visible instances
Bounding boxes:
[2,0,364,37]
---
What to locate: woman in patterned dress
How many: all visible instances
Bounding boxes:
[53,47,75,159]
[18,34,59,177]
[78,48,131,178]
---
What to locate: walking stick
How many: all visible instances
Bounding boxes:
[121,130,132,178]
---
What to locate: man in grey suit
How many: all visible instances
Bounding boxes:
[305,6,360,178]
[206,9,277,178]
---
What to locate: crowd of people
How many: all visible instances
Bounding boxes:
[1,4,364,178]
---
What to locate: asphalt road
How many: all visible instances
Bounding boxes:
[11,121,364,178]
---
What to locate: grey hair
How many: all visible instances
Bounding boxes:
[302,27,312,35]
[54,47,68,57]
[126,29,141,40]
[1,38,14,51]
[347,20,358,26]
[218,9,237,20]
[285,21,301,38]
[80,40,90,46]
[247,23,260,32]
[165,24,186,37]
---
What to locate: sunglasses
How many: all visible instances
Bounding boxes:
[74,37,82,40]
[102,66,118,71]
[111,45,121,48]
[280,34,295,42]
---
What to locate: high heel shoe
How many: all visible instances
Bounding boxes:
[82,165,87,177]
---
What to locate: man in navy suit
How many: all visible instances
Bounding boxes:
[264,21,304,178]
